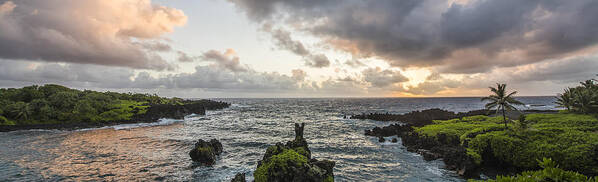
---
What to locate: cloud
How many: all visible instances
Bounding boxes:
[200,49,249,72]
[291,69,307,81]
[344,59,366,68]
[137,41,172,52]
[0,58,300,92]
[361,67,409,88]
[177,51,195,62]
[403,53,598,95]
[264,27,330,68]
[304,54,330,68]
[229,0,598,73]
[0,0,187,70]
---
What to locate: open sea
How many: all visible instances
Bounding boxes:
[0,97,556,181]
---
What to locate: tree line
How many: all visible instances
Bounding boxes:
[556,78,598,114]
[0,84,188,125]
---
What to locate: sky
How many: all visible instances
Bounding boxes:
[0,0,597,98]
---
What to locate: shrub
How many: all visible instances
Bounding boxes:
[469,158,597,182]
[417,113,598,175]
[254,149,308,182]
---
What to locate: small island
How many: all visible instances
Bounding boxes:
[0,84,230,132]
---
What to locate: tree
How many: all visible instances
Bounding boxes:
[571,89,596,114]
[556,79,597,114]
[481,83,524,128]
[555,88,573,111]
[7,102,32,121]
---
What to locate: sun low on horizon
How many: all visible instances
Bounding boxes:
[0,0,597,98]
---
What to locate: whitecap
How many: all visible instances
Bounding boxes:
[112,118,184,130]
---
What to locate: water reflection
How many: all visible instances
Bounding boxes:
[0,97,555,181]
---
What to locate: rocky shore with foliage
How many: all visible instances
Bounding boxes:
[353,108,490,126]
[235,123,336,182]
[358,79,598,181]
[363,111,598,178]
[0,84,230,132]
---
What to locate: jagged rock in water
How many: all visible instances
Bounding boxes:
[378,136,385,142]
[391,138,398,143]
[231,173,246,182]
[210,139,223,154]
[364,123,413,137]
[253,123,335,182]
[189,139,223,165]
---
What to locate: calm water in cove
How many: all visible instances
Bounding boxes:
[0,97,556,181]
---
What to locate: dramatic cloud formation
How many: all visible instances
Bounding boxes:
[264,26,330,68]
[0,0,186,70]
[0,0,596,97]
[230,0,598,73]
[200,49,249,72]
[404,53,598,96]
[0,58,298,91]
[361,67,409,88]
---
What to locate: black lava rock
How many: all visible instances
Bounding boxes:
[189,139,223,165]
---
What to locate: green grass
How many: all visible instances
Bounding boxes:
[414,113,598,175]
[97,100,149,122]
[254,148,309,182]
[415,115,504,144]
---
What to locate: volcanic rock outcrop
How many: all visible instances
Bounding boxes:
[253,123,335,182]
[189,139,223,165]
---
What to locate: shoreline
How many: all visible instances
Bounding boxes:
[0,101,230,132]
[359,108,561,178]
[0,117,185,132]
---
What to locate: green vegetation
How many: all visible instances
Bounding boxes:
[415,113,598,175]
[254,148,309,182]
[414,79,598,179]
[481,83,524,128]
[556,79,598,114]
[0,84,189,125]
[470,158,597,182]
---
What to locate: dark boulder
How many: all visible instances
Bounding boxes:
[378,136,385,142]
[353,108,491,126]
[210,139,223,154]
[416,149,441,161]
[253,123,335,182]
[391,138,398,143]
[189,139,223,165]
[364,123,413,137]
[231,173,246,182]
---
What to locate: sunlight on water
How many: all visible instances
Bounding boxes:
[0,97,555,181]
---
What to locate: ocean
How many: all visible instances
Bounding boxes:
[0,97,556,181]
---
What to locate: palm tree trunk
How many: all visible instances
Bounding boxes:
[502,106,507,128]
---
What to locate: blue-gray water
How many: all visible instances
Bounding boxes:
[0,97,556,181]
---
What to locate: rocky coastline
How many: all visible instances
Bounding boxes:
[234,123,336,182]
[359,108,559,178]
[352,108,490,126]
[0,99,230,132]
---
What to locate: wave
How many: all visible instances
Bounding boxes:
[75,118,185,132]
[112,118,184,130]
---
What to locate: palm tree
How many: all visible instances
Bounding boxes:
[8,102,32,121]
[481,83,524,128]
[571,89,597,114]
[555,88,573,111]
